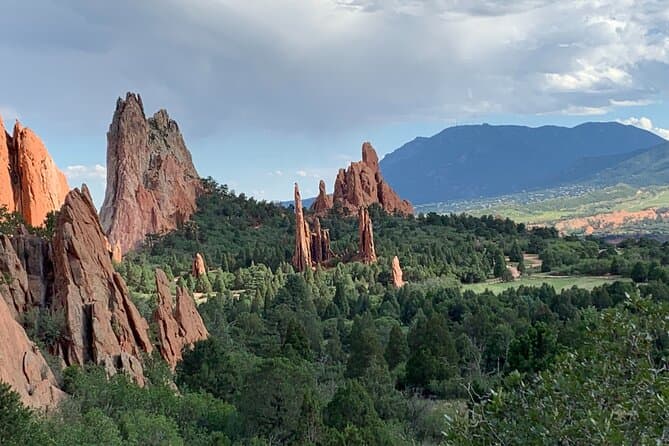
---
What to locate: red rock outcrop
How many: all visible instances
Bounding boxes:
[53,186,152,384]
[333,142,413,216]
[358,207,377,264]
[192,252,207,278]
[99,92,202,254]
[292,183,312,272]
[311,180,333,214]
[310,217,334,265]
[0,291,65,409]
[391,256,404,288]
[0,116,70,226]
[111,241,123,264]
[0,235,31,318]
[153,269,208,369]
[553,208,669,235]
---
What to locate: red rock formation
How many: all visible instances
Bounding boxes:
[333,142,413,216]
[0,292,65,409]
[99,93,201,254]
[358,207,377,264]
[192,252,207,278]
[8,226,54,309]
[52,186,152,384]
[0,235,31,318]
[391,255,404,288]
[310,217,334,265]
[111,241,123,264]
[153,269,208,369]
[175,286,208,346]
[0,116,70,226]
[311,179,333,214]
[154,269,182,369]
[292,183,312,272]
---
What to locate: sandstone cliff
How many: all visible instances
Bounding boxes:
[53,186,153,384]
[99,93,201,254]
[0,116,70,226]
[154,269,208,370]
[0,292,65,409]
[332,142,413,215]
[358,207,377,264]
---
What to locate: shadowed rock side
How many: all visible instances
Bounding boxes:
[331,142,413,216]
[311,179,333,214]
[0,292,65,409]
[391,255,405,288]
[99,92,201,254]
[192,252,207,278]
[358,207,377,264]
[0,116,70,226]
[52,186,153,384]
[311,218,334,265]
[154,269,208,370]
[292,183,312,272]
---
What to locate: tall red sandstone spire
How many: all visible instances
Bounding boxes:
[292,183,312,272]
[99,92,202,254]
[358,207,377,264]
[0,116,70,226]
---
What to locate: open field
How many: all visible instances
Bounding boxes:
[416,183,669,236]
[462,274,630,294]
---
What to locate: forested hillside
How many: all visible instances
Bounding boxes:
[4,179,669,444]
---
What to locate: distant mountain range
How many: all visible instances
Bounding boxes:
[379,122,667,205]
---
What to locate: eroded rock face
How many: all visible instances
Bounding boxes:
[0,291,65,409]
[99,93,201,254]
[333,142,413,216]
[311,179,333,214]
[192,253,207,278]
[53,186,152,384]
[310,218,333,265]
[391,255,404,288]
[358,207,377,264]
[153,269,208,369]
[0,228,54,318]
[0,235,31,318]
[292,183,312,272]
[0,116,70,226]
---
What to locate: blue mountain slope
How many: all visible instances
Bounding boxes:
[379,122,665,204]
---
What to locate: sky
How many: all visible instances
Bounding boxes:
[1,0,668,205]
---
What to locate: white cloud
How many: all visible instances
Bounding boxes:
[268,170,284,176]
[296,170,308,177]
[618,117,669,140]
[0,0,667,135]
[64,164,107,182]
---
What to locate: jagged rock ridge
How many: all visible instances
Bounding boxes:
[293,183,335,271]
[52,186,153,384]
[0,116,70,227]
[327,142,413,216]
[99,92,202,254]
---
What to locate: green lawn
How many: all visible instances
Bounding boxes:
[462,274,630,294]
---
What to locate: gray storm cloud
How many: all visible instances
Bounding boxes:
[0,0,667,137]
